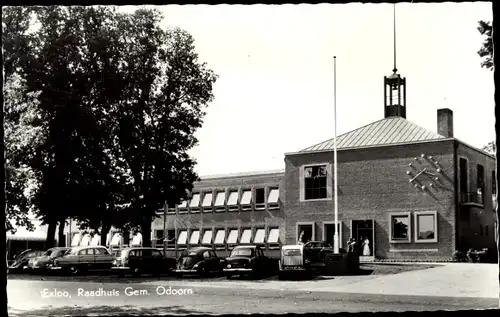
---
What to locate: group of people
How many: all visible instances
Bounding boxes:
[347,236,371,256]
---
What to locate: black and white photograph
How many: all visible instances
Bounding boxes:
[3,2,499,316]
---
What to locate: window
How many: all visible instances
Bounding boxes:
[240,229,252,244]
[253,228,265,244]
[486,225,489,236]
[214,229,225,245]
[155,230,164,242]
[189,230,200,245]
[110,233,122,246]
[167,202,176,214]
[80,234,91,246]
[240,190,252,211]
[322,221,342,248]
[296,223,314,244]
[477,164,484,204]
[459,157,468,194]
[267,188,279,210]
[131,233,142,246]
[203,251,211,259]
[304,165,328,200]
[202,230,213,245]
[255,188,265,210]
[93,248,106,255]
[177,230,188,245]
[202,192,213,212]
[166,230,176,244]
[178,200,188,213]
[214,191,226,212]
[71,233,82,247]
[151,249,162,257]
[227,190,239,211]
[267,228,280,244]
[389,213,411,243]
[414,211,438,243]
[227,229,238,245]
[493,170,497,195]
[190,193,201,212]
[90,235,100,246]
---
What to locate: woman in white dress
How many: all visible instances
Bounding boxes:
[362,238,371,256]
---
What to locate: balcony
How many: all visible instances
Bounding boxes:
[460,192,484,206]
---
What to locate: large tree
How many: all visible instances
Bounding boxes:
[3,6,217,249]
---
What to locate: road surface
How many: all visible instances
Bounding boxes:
[7,274,497,316]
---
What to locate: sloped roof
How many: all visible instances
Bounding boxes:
[300,116,446,153]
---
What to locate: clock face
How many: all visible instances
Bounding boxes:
[406,154,445,191]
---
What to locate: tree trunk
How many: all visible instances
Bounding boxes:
[101,223,111,247]
[57,219,66,247]
[141,216,152,248]
[45,220,58,248]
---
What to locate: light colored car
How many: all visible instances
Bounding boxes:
[278,244,312,279]
[50,246,114,275]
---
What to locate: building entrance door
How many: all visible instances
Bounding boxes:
[351,220,375,261]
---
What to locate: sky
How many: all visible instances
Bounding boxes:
[121,3,494,177]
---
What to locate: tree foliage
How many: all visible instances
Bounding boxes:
[3,6,217,247]
[477,20,493,71]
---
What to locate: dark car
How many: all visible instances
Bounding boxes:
[8,250,45,273]
[27,247,70,273]
[175,247,225,277]
[223,245,272,279]
[112,247,177,276]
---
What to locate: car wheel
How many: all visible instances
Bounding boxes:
[68,266,79,275]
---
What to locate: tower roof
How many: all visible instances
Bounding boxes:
[299,116,445,153]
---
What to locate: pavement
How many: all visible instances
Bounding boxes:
[7,263,500,315]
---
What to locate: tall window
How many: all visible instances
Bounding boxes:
[492,170,497,195]
[477,164,484,204]
[304,165,328,200]
[414,211,438,243]
[459,158,468,194]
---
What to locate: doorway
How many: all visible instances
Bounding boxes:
[351,220,375,259]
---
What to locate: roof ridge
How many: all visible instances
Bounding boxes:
[300,117,397,152]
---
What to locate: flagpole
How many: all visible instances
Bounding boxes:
[333,56,339,254]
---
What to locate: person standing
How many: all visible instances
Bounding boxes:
[362,237,371,256]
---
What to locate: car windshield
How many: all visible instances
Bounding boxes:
[44,250,53,256]
[230,248,253,257]
[283,249,302,256]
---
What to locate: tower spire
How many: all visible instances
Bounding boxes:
[393,2,397,73]
[384,1,406,119]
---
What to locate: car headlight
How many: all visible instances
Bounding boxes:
[227,264,231,268]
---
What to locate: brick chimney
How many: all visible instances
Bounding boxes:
[437,108,453,138]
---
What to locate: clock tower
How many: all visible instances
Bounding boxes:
[384,3,406,119]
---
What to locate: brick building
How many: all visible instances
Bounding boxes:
[63,69,495,262]
[150,68,495,261]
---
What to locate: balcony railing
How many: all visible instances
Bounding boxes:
[460,192,484,205]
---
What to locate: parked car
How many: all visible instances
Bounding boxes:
[278,244,312,279]
[112,247,177,276]
[303,241,336,267]
[50,246,114,275]
[27,247,70,273]
[8,250,45,273]
[175,247,225,277]
[223,245,273,279]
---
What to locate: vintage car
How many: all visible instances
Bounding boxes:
[8,250,45,273]
[223,245,273,279]
[112,247,177,276]
[50,246,114,275]
[278,245,311,279]
[175,247,225,277]
[27,247,70,273]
